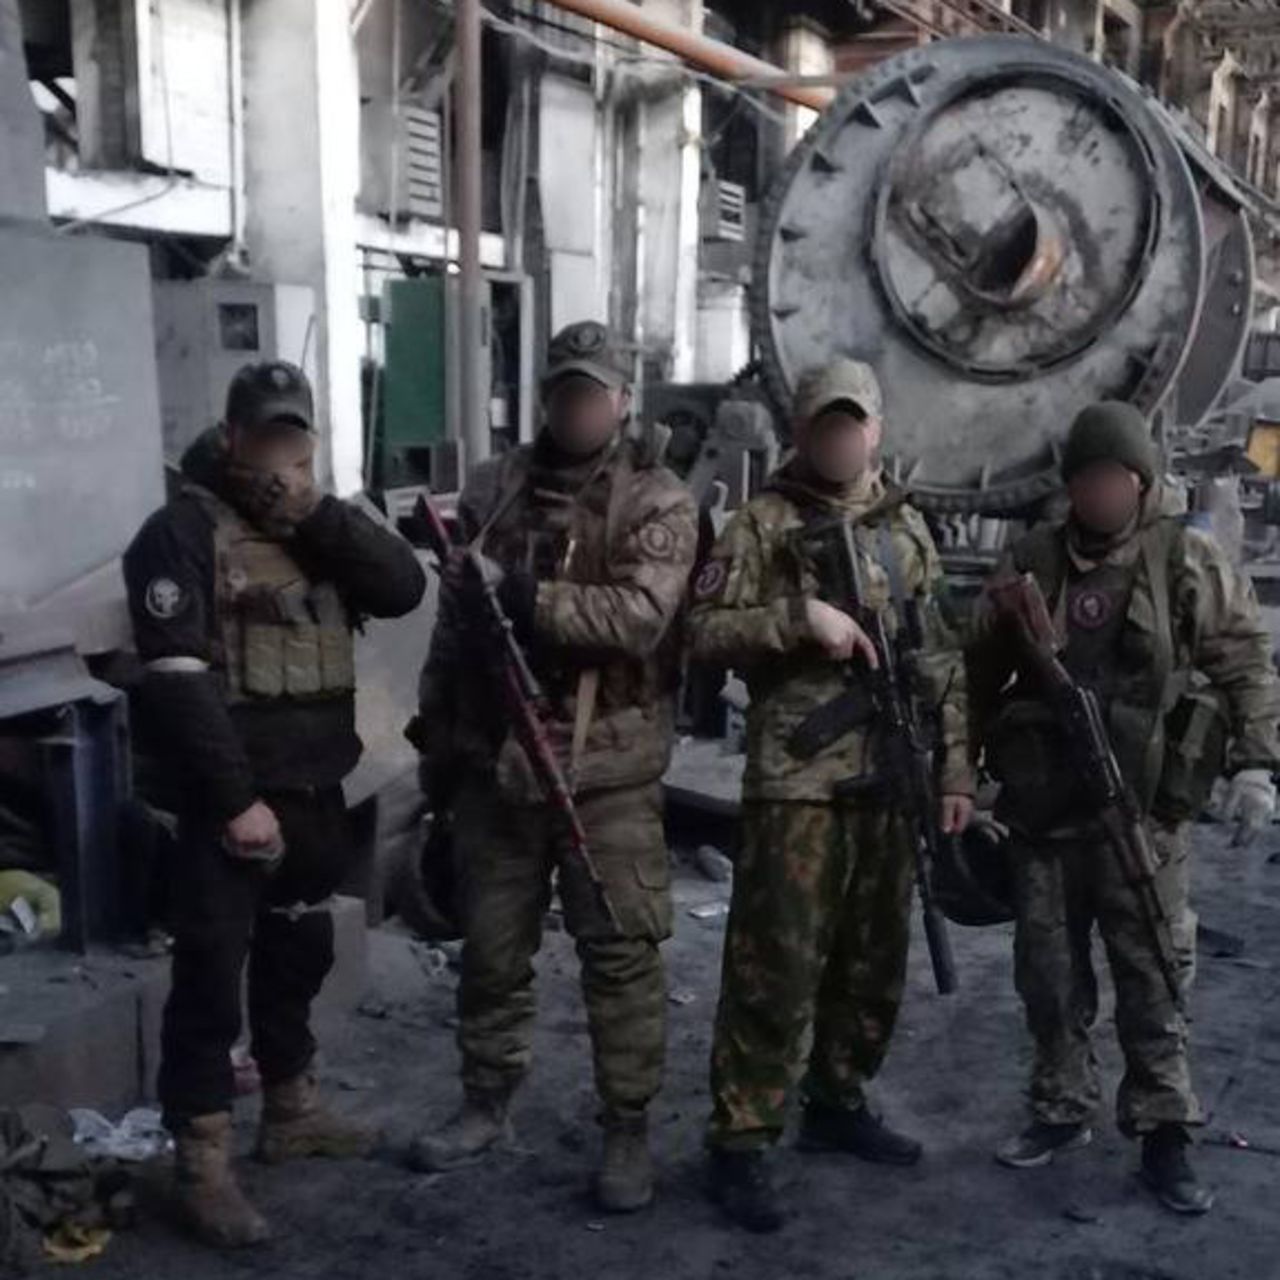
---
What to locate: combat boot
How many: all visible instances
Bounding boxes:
[594,1110,654,1213]
[799,1101,922,1166]
[407,1089,513,1172]
[1141,1124,1214,1215]
[995,1120,1093,1169]
[173,1113,271,1249]
[256,1072,377,1164]
[707,1148,786,1234]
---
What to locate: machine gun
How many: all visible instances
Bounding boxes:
[788,514,959,996]
[410,494,621,935]
[985,572,1183,1012]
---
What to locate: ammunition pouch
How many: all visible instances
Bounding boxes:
[987,698,1084,831]
[1152,683,1230,823]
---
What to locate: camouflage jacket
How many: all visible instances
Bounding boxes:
[969,487,1280,824]
[687,461,973,803]
[418,433,697,801]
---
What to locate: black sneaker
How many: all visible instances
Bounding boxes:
[995,1121,1093,1169]
[798,1102,923,1166]
[707,1149,786,1234]
[1141,1125,1214,1216]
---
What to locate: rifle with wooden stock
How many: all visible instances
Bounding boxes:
[411,494,621,935]
[986,571,1183,1011]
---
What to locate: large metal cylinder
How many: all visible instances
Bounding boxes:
[752,36,1252,515]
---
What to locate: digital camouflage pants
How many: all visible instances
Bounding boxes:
[1012,819,1202,1136]
[453,779,671,1116]
[708,801,915,1151]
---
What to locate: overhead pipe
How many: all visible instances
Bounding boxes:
[540,0,835,112]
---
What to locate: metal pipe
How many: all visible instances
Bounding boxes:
[457,0,488,466]
[540,0,833,112]
[226,0,246,255]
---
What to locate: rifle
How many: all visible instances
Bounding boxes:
[986,572,1183,1012]
[790,517,959,996]
[412,494,621,935]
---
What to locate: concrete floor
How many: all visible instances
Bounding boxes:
[89,821,1280,1280]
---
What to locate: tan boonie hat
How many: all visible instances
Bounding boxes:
[794,358,883,422]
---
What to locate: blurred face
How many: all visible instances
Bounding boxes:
[1067,460,1142,535]
[796,404,882,485]
[227,419,315,490]
[543,374,628,458]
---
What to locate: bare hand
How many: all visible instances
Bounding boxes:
[939,794,974,836]
[804,599,879,668]
[224,800,285,864]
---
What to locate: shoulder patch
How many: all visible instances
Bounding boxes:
[694,559,729,600]
[638,521,678,560]
[144,576,188,620]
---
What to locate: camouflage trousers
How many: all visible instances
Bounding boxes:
[708,801,915,1151]
[1012,819,1202,1136]
[453,778,672,1115]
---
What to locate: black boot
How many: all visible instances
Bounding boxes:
[1141,1124,1214,1216]
[707,1149,786,1234]
[798,1101,922,1166]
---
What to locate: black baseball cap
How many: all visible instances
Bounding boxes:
[225,361,315,432]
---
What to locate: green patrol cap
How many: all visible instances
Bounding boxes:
[542,321,631,392]
[794,358,883,422]
[1061,401,1156,487]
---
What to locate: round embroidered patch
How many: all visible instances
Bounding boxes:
[694,559,728,600]
[639,522,676,560]
[1069,587,1113,630]
[145,577,186,620]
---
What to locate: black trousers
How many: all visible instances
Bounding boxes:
[158,787,353,1125]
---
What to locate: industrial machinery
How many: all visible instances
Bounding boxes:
[746,35,1253,519]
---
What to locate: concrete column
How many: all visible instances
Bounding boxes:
[241,0,363,495]
[634,0,702,382]
[1046,0,1094,58]
[0,0,45,218]
[778,17,831,150]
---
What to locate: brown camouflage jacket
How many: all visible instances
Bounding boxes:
[688,460,973,803]
[418,432,697,801]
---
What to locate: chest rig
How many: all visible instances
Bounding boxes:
[189,485,356,704]
[999,516,1224,825]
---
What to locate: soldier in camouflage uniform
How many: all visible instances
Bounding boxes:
[409,322,697,1214]
[689,359,974,1233]
[969,402,1280,1215]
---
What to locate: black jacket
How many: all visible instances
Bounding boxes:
[123,430,426,820]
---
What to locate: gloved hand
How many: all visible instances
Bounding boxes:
[453,554,537,644]
[1223,768,1277,848]
[495,565,537,644]
[224,461,320,536]
[0,869,62,939]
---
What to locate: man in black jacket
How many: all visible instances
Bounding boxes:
[123,361,425,1248]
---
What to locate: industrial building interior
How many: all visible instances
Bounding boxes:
[2,0,1280,1276]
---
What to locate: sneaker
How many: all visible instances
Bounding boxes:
[1141,1124,1214,1216]
[798,1102,922,1166]
[995,1121,1093,1169]
[707,1148,786,1234]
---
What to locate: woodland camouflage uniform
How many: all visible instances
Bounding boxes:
[689,444,972,1151]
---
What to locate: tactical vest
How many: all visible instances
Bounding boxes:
[458,439,683,798]
[188,485,356,705]
[1003,516,1227,826]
